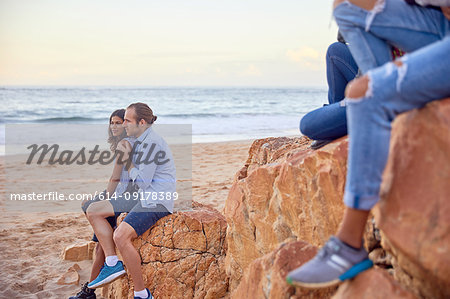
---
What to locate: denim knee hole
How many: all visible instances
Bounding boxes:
[346,74,373,103]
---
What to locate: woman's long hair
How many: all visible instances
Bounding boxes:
[107,109,127,152]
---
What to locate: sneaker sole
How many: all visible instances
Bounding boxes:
[286,277,341,289]
[286,258,373,289]
[88,269,126,289]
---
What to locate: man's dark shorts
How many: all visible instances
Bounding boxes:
[83,191,171,238]
[108,194,171,236]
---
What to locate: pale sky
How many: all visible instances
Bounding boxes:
[0,0,338,87]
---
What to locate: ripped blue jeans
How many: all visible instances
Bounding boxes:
[334,0,450,73]
[333,0,450,210]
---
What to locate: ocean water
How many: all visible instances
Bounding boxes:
[0,86,327,143]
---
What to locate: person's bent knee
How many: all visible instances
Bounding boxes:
[300,114,318,140]
[86,203,99,219]
[299,117,309,137]
[112,229,126,248]
[113,224,134,248]
[393,60,403,67]
[86,201,112,219]
[327,41,347,59]
[345,76,369,100]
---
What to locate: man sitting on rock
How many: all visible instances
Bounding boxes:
[286,0,450,288]
[85,102,176,299]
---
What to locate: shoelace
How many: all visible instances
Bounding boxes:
[317,240,340,260]
[76,283,91,296]
[316,245,330,259]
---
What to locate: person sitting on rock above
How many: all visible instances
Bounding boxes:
[300,32,404,150]
[85,102,177,299]
[300,33,358,150]
[287,0,450,288]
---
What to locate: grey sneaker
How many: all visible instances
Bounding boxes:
[286,236,373,288]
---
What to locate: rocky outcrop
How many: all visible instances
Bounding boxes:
[224,136,347,290]
[226,99,450,297]
[332,268,417,299]
[102,203,228,299]
[232,241,337,299]
[62,241,96,261]
[374,99,450,299]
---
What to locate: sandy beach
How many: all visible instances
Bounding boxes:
[0,139,252,299]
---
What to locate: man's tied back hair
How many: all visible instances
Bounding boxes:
[127,102,157,124]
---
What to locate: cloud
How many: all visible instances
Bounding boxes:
[286,47,323,70]
[240,64,262,77]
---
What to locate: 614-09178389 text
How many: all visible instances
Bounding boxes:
[101,191,179,201]
[9,191,179,201]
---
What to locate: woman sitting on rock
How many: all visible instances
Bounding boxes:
[69,109,137,299]
[300,32,404,150]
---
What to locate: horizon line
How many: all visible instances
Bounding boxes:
[0,84,327,89]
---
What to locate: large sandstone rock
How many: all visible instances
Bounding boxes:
[332,268,417,299]
[232,241,337,299]
[62,241,96,261]
[224,136,347,290]
[225,98,450,298]
[102,203,229,299]
[375,99,450,299]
